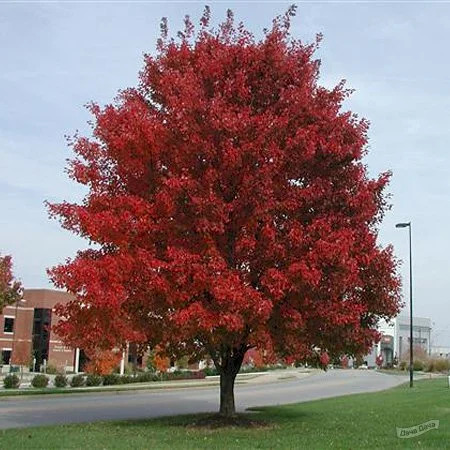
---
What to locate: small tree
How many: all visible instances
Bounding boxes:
[340,355,349,369]
[11,344,32,379]
[48,7,401,416]
[84,349,121,375]
[401,345,428,369]
[0,254,23,310]
[375,354,383,368]
[145,349,157,373]
[153,350,170,374]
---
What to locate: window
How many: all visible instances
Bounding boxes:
[32,308,52,370]
[1,349,12,365]
[3,317,14,333]
[127,344,143,366]
[408,337,427,345]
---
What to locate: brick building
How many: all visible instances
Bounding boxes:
[1,288,199,374]
[0,289,76,372]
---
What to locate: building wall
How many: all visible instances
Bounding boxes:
[396,315,432,358]
[0,289,75,371]
[368,315,432,367]
[0,299,33,367]
[430,346,450,358]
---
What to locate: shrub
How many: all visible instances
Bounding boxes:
[3,374,20,389]
[123,363,134,375]
[31,374,49,388]
[54,374,68,388]
[413,360,424,371]
[434,358,450,372]
[70,374,85,387]
[136,372,158,383]
[45,365,59,375]
[163,370,206,381]
[426,357,449,373]
[176,356,190,369]
[120,375,135,384]
[202,367,219,376]
[399,360,407,371]
[241,365,264,373]
[146,354,156,373]
[86,374,103,386]
[102,373,121,386]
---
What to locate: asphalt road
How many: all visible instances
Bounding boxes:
[0,370,407,429]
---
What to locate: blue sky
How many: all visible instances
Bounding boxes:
[1,1,449,345]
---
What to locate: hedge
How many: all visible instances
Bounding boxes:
[3,374,20,389]
[70,374,86,387]
[86,374,103,386]
[31,374,49,388]
[54,374,68,388]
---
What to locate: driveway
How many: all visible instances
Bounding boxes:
[0,369,408,429]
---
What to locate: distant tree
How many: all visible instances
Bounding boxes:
[0,254,23,310]
[243,348,265,368]
[340,355,349,368]
[10,344,31,369]
[375,354,383,368]
[48,6,401,416]
[84,349,121,375]
[153,347,170,373]
[401,345,429,365]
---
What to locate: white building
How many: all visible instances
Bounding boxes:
[396,315,432,358]
[430,345,450,359]
[365,315,432,367]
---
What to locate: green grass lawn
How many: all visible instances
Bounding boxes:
[1,378,448,449]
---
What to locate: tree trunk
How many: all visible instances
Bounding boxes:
[219,370,237,417]
[218,348,246,417]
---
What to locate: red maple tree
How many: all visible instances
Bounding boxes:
[48,7,401,416]
[0,254,23,310]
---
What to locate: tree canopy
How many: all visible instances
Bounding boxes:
[48,6,401,416]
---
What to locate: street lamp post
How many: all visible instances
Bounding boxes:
[396,222,413,388]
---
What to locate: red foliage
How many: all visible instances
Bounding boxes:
[375,354,384,368]
[243,348,265,367]
[152,346,170,373]
[0,254,23,309]
[319,352,330,368]
[47,8,401,377]
[84,349,121,375]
